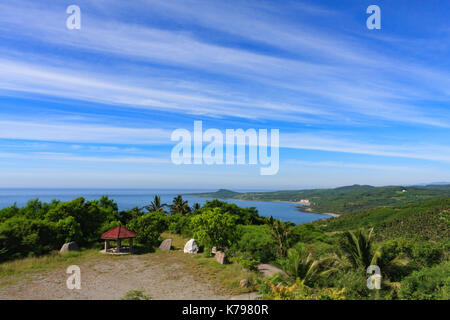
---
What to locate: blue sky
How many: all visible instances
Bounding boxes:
[0,0,449,189]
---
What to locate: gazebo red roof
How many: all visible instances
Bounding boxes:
[101,226,137,239]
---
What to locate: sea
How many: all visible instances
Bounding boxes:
[0,189,330,225]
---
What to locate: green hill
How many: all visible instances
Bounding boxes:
[188,184,450,214]
[317,198,450,242]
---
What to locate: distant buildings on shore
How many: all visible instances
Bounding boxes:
[299,199,310,205]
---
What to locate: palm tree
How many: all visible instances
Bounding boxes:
[192,203,201,211]
[170,195,191,215]
[143,195,167,213]
[267,216,291,256]
[338,228,409,284]
[338,228,381,270]
[280,248,337,286]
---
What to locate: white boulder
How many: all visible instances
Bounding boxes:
[183,239,199,254]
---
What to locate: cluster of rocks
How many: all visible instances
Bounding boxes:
[182,240,228,264]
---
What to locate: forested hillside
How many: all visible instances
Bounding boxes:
[189,184,450,214]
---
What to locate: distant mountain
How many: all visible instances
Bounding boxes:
[185,189,241,198]
[414,182,450,186]
[333,184,376,191]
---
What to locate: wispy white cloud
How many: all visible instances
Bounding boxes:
[0,120,171,144]
[0,119,449,164]
[0,1,448,127]
[281,133,450,162]
[285,160,421,171]
[0,151,169,164]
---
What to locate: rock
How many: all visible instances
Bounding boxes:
[159,239,172,251]
[257,264,285,278]
[211,246,217,254]
[60,241,79,253]
[239,279,250,288]
[215,251,227,264]
[183,239,199,254]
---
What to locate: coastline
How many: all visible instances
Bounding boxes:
[293,204,340,218]
[187,195,341,218]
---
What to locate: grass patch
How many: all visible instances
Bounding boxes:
[159,233,259,294]
[0,249,107,287]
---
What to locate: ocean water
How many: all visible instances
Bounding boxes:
[0,189,330,225]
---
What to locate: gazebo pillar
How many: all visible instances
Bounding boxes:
[130,238,133,252]
[117,239,122,252]
[104,240,110,251]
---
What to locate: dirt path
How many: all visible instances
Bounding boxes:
[0,252,232,300]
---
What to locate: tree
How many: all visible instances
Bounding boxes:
[119,206,144,225]
[127,211,167,248]
[192,203,201,212]
[338,228,380,270]
[266,216,292,256]
[190,208,237,250]
[202,199,264,225]
[338,228,409,288]
[280,248,338,286]
[144,195,167,213]
[170,195,191,215]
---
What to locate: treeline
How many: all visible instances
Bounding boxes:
[0,196,265,261]
[0,196,119,260]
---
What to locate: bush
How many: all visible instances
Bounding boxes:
[290,223,332,245]
[231,225,278,263]
[376,238,445,282]
[400,261,450,300]
[190,208,238,250]
[235,256,260,271]
[0,216,56,260]
[201,200,265,225]
[318,270,370,299]
[167,214,192,237]
[127,212,167,248]
[120,289,151,300]
[259,278,346,300]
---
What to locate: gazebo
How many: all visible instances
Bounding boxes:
[101,225,137,254]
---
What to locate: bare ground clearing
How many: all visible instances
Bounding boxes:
[0,251,237,300]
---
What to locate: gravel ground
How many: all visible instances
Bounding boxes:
[0,254,233,300]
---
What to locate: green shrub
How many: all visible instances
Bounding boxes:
[127,212,167,248]
[400,261,450,300]
[190,208,238,250]
[290,223,332,245]
[235,256,260,271]
[120,289,151,300]
[230,225,278,263]
[167,214,192,237]
[201,200,265,225]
